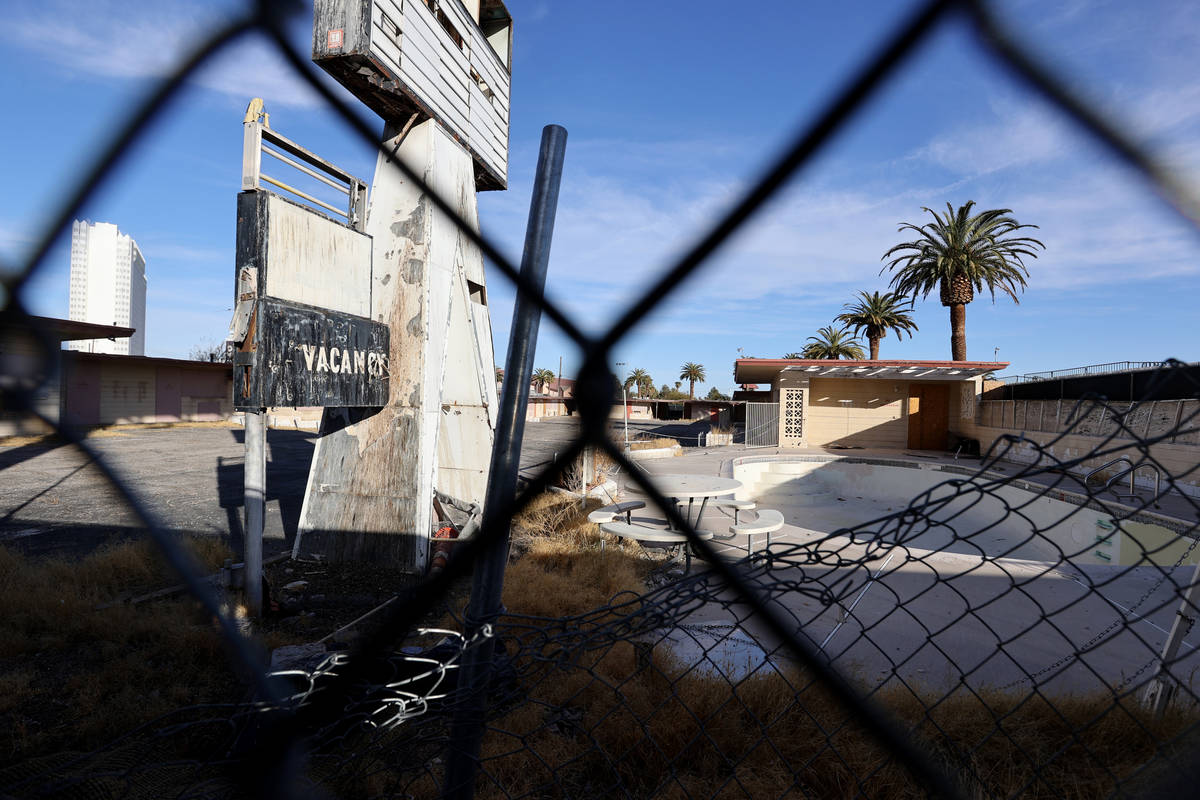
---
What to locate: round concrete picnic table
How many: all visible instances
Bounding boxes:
[650,475,742,529]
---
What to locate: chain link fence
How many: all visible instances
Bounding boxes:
[3,0,1200,797]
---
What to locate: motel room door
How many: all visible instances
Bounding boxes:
[907,384,949,450]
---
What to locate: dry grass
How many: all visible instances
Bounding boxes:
[477,650,1197,799]
[0,537,260,764]
[506,494,649,619]
[0,434,57,448]
[0,421,241,448]
[554,447,621,494]
[473,491,1200,799]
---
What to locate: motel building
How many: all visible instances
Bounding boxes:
[1,316,234,437]
[732,358,1007,451]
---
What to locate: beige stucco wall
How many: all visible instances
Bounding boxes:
[765,373,970,450]
[99,362,156,423]
[527,397,570,420]
[93,361,232,426]
[805,377,911,448]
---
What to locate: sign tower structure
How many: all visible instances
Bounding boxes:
[293,0,513,571]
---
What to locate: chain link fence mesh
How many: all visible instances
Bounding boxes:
[3,0,1200,797]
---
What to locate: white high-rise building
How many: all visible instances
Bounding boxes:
[67,221,146,355]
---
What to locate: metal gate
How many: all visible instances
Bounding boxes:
[744,401,778,448]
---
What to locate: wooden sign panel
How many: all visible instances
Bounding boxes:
[233,188,387,409]
[235,297,389,409]
[311,0,512,191]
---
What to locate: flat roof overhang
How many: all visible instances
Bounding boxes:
[734,358,1009,385]
[3,315,135,342]
[64,351,232,370]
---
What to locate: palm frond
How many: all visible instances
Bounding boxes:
[799,325,866,360]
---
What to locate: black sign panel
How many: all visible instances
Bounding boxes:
[235,297,389,409]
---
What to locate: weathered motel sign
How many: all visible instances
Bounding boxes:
[231,111,388,409]
[312,0,511,190]
[290,0,512,570]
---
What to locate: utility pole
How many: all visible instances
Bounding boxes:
[616,361,630,451]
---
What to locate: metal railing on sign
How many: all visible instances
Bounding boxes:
[241,99,368,230]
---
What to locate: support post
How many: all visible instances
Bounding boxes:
[444,125,567,799]
[1143,560,1200,715]
[623,386,630,450]
[581,446,592,508]
[244,408,266,617]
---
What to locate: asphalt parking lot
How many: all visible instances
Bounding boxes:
[0,416,710,559]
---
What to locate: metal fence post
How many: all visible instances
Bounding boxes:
[244,408,266,617]
[444,124,567,799]
[1144,560,1200,715]
[582,445,592,507]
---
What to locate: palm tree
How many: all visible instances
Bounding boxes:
[783,352,803,359]
[800,325,866,360]
[624,368,650,398]
[882,202,1043,361]
[678,362,706,399]
[834,290,918,360]
[531,367,555,394]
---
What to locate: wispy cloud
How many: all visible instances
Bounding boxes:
[485,92,1200,347]
[136,241,228,264]
[0,220,34,269]
[11,1,320,107]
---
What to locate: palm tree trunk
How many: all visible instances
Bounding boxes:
[689,379,695,399]
[949,304,967,361]
[868,336,880,360]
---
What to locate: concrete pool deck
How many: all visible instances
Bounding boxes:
[617,443,1200,697]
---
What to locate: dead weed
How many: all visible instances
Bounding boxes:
[0,537,248,764]
[475,491,1200,798]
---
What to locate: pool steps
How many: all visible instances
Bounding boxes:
[739,469,834,506]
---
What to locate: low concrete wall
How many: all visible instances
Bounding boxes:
[628,444,682,460]
[953,400,1200,498]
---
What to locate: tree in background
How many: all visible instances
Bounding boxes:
[188,340,231,363]
[531,367,556,394]
[834,290,918,360]
[800,325,866,360]
[882,201,1043,361]
[783,352,803,359]
[624,368,650,398]
[678,362,706,399]
[658,384,688,400]
[705,387,730,400]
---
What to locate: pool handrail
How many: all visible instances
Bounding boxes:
[1085,457,1162,501]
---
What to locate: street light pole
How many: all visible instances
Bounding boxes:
[616,361,630,451]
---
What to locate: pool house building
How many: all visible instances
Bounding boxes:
[733,358,1007,451]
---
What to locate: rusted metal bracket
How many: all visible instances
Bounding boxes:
[227,266,258,345]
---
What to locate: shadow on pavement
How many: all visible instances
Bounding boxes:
[0,436,71,472]
[219,428,315,553]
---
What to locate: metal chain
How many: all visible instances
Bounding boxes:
[1000,528,1200,691]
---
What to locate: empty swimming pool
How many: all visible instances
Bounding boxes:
[731,455,1196,568]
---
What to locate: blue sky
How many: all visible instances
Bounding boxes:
[2,0,1199,396]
